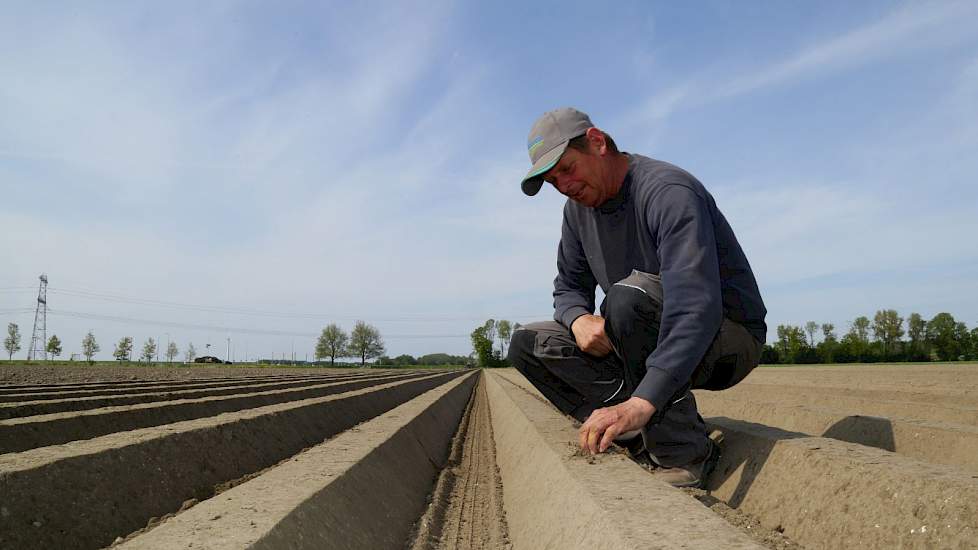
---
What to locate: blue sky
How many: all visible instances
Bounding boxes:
[2,1,977,361]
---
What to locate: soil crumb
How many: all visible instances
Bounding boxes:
[683,488,805,550]
[408,374,511,550]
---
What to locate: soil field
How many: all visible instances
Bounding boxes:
[2,363,976,549]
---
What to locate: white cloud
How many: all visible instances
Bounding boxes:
[624,1,978,130]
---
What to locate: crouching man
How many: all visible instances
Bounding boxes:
[508,107,767,488]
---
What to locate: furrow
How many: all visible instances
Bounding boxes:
[0,372,426,453]
[115,371,478,550]
[0,372,406,419]
[0,374,363,402]
[0,374,306,394]
[0,370,465,550]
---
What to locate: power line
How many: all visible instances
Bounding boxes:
[47,309,471,339]
[0,308,35,315]
[44,286,544,323]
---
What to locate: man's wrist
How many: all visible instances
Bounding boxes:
[627,396,655,415]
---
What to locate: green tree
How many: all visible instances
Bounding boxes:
[392,354,417,366]
[906,313,927,360]
[141,338,157,363]
[760,344,781,364]
[926,313,964,361]
[842,316,872,362]
[113,337,133,361]
[46,334,63,358]
[851,316,871,342]
[970,328,978,361]
[817,323,837,363]
[185,342,196,363]
[470,325,497,368]
[4,323,21,360]
[166,341,179,363]
[348,321,385,367]
[775,324,808,363]
[315,324,348,366]
[497,319,513,356]
[81,331,99,365]
[871,309,904,360]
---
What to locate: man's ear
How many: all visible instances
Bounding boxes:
[585,127,607,155]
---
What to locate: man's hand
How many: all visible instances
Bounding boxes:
[571,314,613,356]
[578,397,656,455]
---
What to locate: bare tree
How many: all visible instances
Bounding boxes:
[497,320,512,356]
[804,321,818,347]
[821,323,836,342]
[166,342,179,363]
[185,342,197,363]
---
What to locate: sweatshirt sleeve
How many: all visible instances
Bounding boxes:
[633,184,722,410]
[553,210,597,329]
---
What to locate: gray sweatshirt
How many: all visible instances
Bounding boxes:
[553,154,767,410]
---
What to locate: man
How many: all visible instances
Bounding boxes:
[508,107,767,488]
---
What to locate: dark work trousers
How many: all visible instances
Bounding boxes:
[507,270,763,468]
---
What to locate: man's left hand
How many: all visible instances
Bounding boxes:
[579,396,656,455]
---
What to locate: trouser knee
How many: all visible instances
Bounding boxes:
[507,328,536,375]
[604,271,664,392]
[604,270,664,334]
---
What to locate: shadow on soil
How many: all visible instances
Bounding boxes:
[704,415,896,509]
[703,417,806,509]
[821,415,896,452]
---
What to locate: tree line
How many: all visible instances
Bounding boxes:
[374,353,472,367]
[766,310,978,364]
[2,319,442,368]
[4,323,195,364]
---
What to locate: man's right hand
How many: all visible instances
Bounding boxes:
[571,314,614,356]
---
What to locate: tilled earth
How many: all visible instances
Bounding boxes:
[409,376,511,550]
[3,363,977,549]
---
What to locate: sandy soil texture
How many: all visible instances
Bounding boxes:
[6,363,976,550]
[409,376,511,549]
[683,488,803,550]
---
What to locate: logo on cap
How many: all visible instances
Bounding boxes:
[528,135,544,156]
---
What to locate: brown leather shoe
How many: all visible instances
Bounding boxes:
[650,440,721,489]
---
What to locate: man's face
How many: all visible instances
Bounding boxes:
[543,139,611,208]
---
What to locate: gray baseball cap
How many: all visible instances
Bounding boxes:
[520,107,593,196]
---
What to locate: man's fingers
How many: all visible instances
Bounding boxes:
[594,340,612,355]
[599,423,619,453]
[582,338,612,357]
[587,429,600,455]
[580,416,614,455]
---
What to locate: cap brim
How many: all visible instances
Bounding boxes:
[520,141,567,196]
